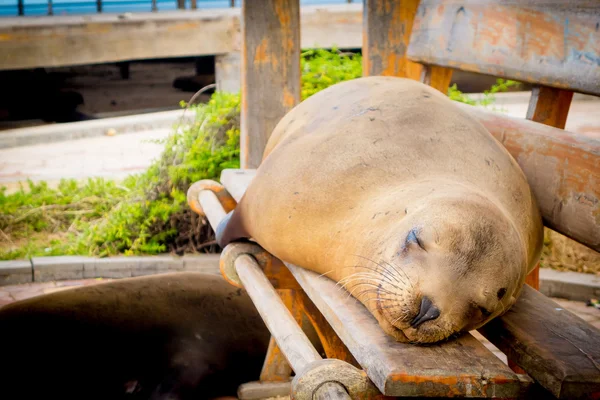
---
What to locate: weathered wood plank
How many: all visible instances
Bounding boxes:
[0,5,362,72]
[261,337,293,382]
[407,0,600,96]
[523,86,574,290]
[362,0,422,79]
[241,0,301,168]
[238,380,291,400]
[479,285,600,399]
[286,263,525,398]
[235,255,321,374]
[421,65,453,94]
[457,104,600,252]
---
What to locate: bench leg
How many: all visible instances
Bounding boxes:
[523,86,573,292]
[295,290,359,368]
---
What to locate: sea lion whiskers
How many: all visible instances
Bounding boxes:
[353,255,403,284]
[337,264,403,288]
[338,270,402,291]
[382,260,414,290]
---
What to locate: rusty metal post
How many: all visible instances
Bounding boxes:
[241,0,301,169]
[362,0,422,79]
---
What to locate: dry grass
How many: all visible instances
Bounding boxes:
[541,228,600,275]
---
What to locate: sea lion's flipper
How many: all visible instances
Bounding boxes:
[216,210,251,247]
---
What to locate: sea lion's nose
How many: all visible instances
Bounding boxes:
[411,296,440,328]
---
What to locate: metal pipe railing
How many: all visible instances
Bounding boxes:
[193,187,352,400]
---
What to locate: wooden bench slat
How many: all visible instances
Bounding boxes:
[478,285,600,399]
[407,0,600,96]
[286,263,525,398]
[220,169,257,202]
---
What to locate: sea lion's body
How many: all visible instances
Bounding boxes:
[0,273,270,400]
[220,76,543,343]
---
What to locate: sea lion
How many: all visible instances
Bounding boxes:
[218,76,544,344]
[0,272,270,400]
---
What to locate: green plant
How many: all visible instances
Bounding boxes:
[448,78,520,107]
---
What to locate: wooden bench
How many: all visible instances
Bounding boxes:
[187,1,600,399]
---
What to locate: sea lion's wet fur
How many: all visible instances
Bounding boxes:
[0,273,270,400]
[219,77,544,343]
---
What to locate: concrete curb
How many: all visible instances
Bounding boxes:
[539,268,600,302]
[0,254,220,286]
[2,256,600,302]
[0,109,193,149]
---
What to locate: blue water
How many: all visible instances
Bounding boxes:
[0,0,353,17]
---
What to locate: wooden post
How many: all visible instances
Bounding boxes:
[362,0,422,79]
[241,0,301,169]
[151,0,157,11]
[47,0,53,15]
[18,0,24,15]
[523,86,573,291]
[191,0,197,9]
[421,65,453,95]
[177,0,185,9]
[96,0,102,13]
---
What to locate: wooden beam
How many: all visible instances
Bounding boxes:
[479,285,600,399]
[241,0,301,169]
[260,337,293,381]
[527,86,574,129]
[295,290,359,368]
[523,86,574,290]
[0,6,361,72]
[457,103,599,253]
[407,0,600,96]
[421,65,453,95]
[362,0,422,79]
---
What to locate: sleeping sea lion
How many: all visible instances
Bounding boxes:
[217,76,544,344]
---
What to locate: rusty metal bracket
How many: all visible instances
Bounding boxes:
[292,359,381,400]
[220,242,272,288]
[186,179,237,217]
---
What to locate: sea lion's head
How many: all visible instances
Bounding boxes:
[347,192,528,344]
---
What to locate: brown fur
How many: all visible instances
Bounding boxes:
[220,77,544,343]
[0,272,270,400]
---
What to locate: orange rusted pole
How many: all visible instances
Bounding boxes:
[241,0,301,169]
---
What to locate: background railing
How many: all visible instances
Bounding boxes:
[0,0,355,17]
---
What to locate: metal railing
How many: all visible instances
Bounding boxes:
[4,0,354,17]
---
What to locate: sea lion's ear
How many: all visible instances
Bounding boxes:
[405,228,425,251]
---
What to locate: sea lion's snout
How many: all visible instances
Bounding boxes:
[410,296,440,328]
